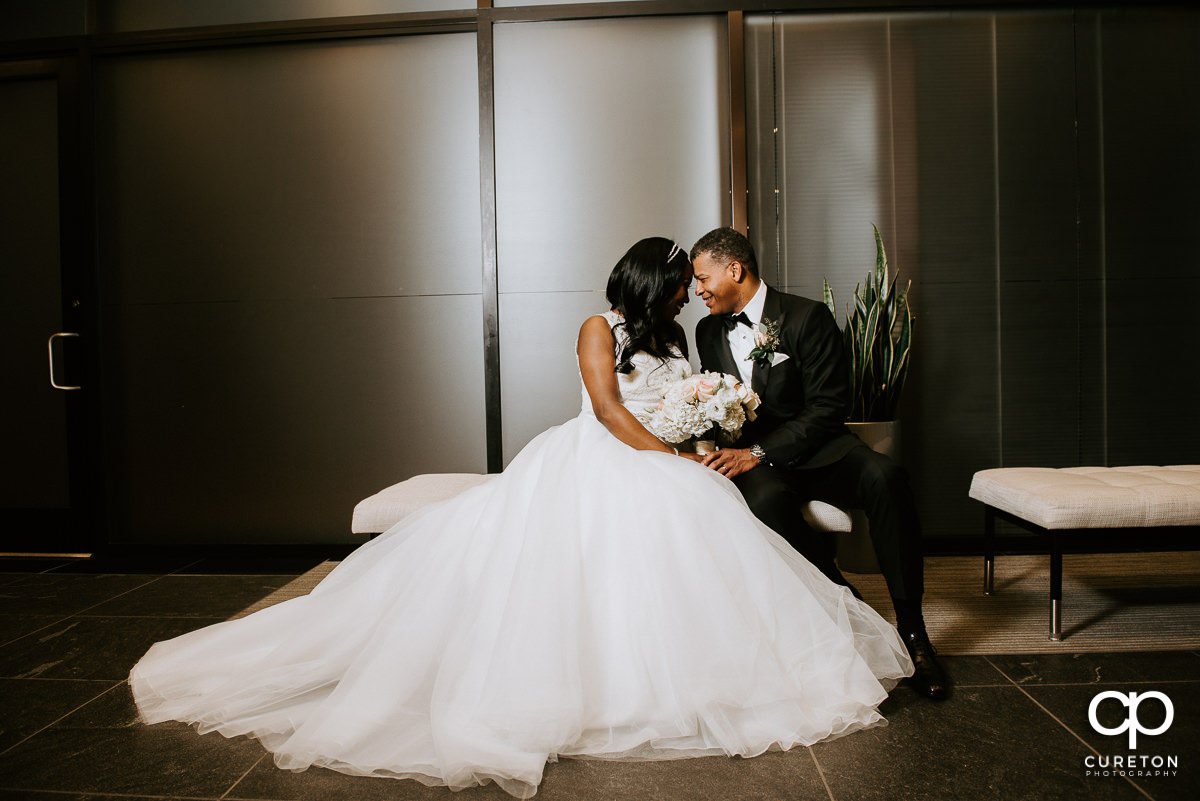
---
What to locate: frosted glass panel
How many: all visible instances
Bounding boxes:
[495,16,728,296]
[494,16,729,462]
[750,14,894,297]
[495,0,649,5]
[498,291,602,456]
[498,290,708,461]
[99,0,472,32]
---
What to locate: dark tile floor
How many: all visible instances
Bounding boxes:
[0,553,1196,801]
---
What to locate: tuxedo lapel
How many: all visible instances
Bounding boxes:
[716,328,740,377]
[700,316,742,377]
[750,288,782,395]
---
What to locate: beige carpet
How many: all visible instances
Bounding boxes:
[851,551,1200,654]
[233,551,1200,654]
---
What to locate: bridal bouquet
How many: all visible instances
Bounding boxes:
[639,372,761,446]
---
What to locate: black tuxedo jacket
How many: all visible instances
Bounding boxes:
[696,286,861,470]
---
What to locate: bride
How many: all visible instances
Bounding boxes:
[130,237,913,799]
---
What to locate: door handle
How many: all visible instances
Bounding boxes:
[48,332,81,390]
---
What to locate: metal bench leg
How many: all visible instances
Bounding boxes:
[983,506,995,595]
[1049,535,1062,641]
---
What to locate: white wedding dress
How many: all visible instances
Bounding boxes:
[130,310,913,798]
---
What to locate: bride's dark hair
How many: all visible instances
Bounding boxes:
[606,237,691,373]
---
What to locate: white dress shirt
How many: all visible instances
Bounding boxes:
[726,280,768,385]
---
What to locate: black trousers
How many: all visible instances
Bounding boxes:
[732,441,924,602]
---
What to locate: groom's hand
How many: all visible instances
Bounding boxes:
[702,448,759,479]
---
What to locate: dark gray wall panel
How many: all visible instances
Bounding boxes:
[999,279,1084,468]
[904,279,1000,539]
[97,36,482,305]
[1105,277,1200,466]
[748,9,1200,540]
[97,0,470,32]
[1100,10,1200,464]
[996,12,1078,284]
[892,15,997,288]
[1101,10,1200,283]
[0,0,87,41]
[95,33,484,544]
[104,296,486,544]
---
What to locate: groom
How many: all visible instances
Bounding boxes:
[690,227,949,701]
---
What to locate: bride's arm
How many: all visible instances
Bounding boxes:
[577,316,695,458]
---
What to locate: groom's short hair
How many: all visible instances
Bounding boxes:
[690,228,759,279]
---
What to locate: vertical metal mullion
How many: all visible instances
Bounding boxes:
[477,9,503,474]
[1094,15,1108,466]
[728,10,748,235]
[771,14,781,285]
[991,15,1003,468]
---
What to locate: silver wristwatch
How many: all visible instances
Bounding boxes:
[749,444,768,465]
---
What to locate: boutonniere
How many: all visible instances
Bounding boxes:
[747,318,783,369]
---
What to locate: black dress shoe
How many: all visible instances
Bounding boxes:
[902,631,950,700]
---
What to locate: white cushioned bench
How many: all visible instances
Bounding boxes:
[968,465,1200,640]
[352,473,853,537]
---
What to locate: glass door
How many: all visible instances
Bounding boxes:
[0,60,95,554]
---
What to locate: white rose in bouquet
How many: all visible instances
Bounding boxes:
[638,372,761,446]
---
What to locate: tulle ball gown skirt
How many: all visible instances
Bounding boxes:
[130,412,913,798]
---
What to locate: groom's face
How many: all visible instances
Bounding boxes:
[693,252,740,316]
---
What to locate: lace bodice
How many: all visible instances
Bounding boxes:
[580,310,692,418]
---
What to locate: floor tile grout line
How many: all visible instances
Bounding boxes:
[0,615,77,650]
[0,573,176,651]
[998,678,1200,687]
[0,678,124,758]
[169,558,206,575]
[68,618,243,623]
[983,656,1200,688]
[808,745,837,801]
[0,676,125,682]
[985,657,1158,800]
[983,655,1022,688]
[220,752,269,801]
[0,787,231,799]
[1003,676,1161,801]
[167,572,316,578]
[60,574,173,617]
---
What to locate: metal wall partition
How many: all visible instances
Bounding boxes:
[746,7,1200,541]
[94,0,475,32]
[2,1,1197,548]
[0,2,745,547]
[95,32,487,544]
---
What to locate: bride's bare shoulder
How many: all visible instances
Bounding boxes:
[578,312,616,339]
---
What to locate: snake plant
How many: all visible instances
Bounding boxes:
[822,225,913,422]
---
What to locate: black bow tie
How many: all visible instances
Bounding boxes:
[723,312,753,331]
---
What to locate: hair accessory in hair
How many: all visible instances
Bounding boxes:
[666,242,683,262]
